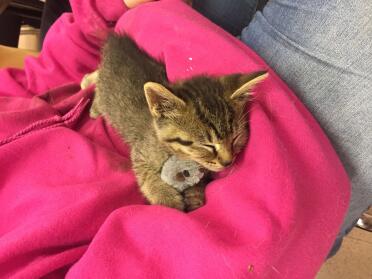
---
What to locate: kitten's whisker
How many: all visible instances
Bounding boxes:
[228,165,236,176]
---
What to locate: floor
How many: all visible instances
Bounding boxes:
[317,227,372,279]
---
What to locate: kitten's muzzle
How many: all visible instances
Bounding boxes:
[220,160,233,167]
[203,162,231,172]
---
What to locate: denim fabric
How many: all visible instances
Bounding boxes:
[193,0,258,35]
[195,0,372,257]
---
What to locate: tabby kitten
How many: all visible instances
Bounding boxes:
[84,34,267,211]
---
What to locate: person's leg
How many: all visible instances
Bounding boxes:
[195,0,372,256]
[193,0,260,36]
[240,0,372,254]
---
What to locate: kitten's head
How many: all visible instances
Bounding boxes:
[144,71,268,172]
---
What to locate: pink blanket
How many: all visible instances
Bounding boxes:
[0,0,350,278]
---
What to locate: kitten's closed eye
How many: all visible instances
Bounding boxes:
[202,144,217,156]
[165,137,193,146]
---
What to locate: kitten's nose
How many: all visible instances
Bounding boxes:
[216,143,233,168]
[220,160,233,167]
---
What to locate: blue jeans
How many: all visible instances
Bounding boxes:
[194,0,372,257]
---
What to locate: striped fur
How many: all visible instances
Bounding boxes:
[91,34,267,210]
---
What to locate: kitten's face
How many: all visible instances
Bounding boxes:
[157,119,247,172]
[144,72,268,172]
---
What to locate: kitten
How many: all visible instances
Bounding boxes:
[84,34,267,211]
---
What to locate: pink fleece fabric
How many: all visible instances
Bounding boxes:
[0,0,350,278]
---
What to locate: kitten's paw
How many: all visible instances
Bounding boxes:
[81,70,98,89]
[148,187,185,211]
[184,186,205,212]
[89,106,100,119]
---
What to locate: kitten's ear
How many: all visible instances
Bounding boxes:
[144,82,186,117]
[230,71,268,102]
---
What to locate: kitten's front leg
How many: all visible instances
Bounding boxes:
[80,70,101,118]
[81,70,99,89]
[140,174,185,211]
[132,155,185,210]
[184,182,206,212]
